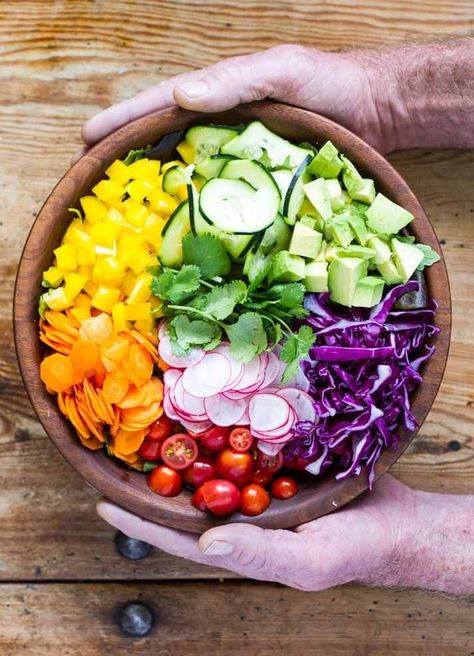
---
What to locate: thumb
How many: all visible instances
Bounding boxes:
[198,523,306,585]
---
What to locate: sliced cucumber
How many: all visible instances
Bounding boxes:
[159,201,191,268]
[162,166,187,195]
[185,125,240,163]
[219,159,280,197]
[199,178,278,234]
[194,154,237,180]
[282,154,313,224]
[272,170,293,213]
[221,121,314,170]
[244,214,291,283]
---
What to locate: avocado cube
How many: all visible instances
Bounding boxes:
[366,193,414,234]
[349,178,376,205]
[303,178,333,221]
[391,238,424,283]
[289,222,323,259]
[307,141,343,179]
[328,257,368,306]
[368,236,392,265]
[325,243,338,262]
[341,155,365,196]
[352,276,385,307]
[268,250,305,284]
[315,240,327,262]
[326,179,345,211]
[377,258,403,284]
[299,215,317,230]
[305,261,329,292]
[336,245,376,260]
[329,212,355,247]
[348,213,368,245]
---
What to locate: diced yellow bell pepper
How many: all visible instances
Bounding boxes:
[90,222,116,249]
[112,302,129,333]
[176,184,189,202]
[92,256,125,287]
[84,280,98,297]
[124,302,152,321]
[125,179,154,203]
[74,293,92,309]
[43,287,72,311]
[64,272,88,301]
[104,208,124,239]
[62,218,84,243]
[126,248,152,275]
[148,189,178,217]
[80,196,109,224]
[91,286,121,314]
[161,160,186,173]
[106,159,131,185]
[70,306,91,323]
[192,176,204,192]
[134,316,155,334]
[117,231,146,261]
[176,142,195,164]
[42,266,64,288]
[92,179,124,203]
[124,201,149,227]
[147,160,161,177]
[126,273,152,305]
[54,243,77,271]
[141,213,166,250]
[127,158,152,180]
[77,265,93,282]
[77,242,96,266]
[121,271,137,296]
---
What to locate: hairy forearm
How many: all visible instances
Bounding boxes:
[358,39,474,152]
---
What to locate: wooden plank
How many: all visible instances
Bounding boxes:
[0,582,473,655]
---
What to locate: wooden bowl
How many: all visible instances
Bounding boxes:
[14,102,451,532]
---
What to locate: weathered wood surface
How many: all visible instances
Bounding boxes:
[0,0,473,653]
[1,582,473,655]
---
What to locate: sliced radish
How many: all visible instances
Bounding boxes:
[233,357,262,392]
[234,405,251,426]
[222,389,254,401]
[174,376,208,420]
[163,368,182,391]
[256,441,285,456]
[182,353,232,398]
[159,335,205,369]
[158,320,169,341]
[276,388,316,424]
[214,344,245,391]
[163,391,180,421]
[249,394,292,433]
[180,418,213,435]
[204,394,247,427]
[260,351,283,389]
[250,408,296,441]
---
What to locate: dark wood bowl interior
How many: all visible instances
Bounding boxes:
[13,102,451,532]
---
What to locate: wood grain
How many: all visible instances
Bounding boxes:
[1,582,473,655]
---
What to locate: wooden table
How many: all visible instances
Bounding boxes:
[1,1,473,653]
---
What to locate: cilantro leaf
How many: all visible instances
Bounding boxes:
[169,315,220,353]
[123,145,152,165]
[415,243,441,271]
[203,280,247,320]
[225,312,268,362]
[280,326,315,384]
[151,265,201,303]
[266,283,305,309]
[182,233,231,279]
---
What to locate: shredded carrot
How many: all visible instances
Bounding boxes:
[40,353,75,393]
[120,401,163,430]
[102,372,130,404]
[110,407,121,436]
[96,388,115,425]
[113,428,147,455]
[39,333,72,355]
[44,311,79,338]
[70,339,99,372]
[122,344,153,388]
[83,378,112,425]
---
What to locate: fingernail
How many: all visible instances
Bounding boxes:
[202,540,234,556]
[176,80,209,98]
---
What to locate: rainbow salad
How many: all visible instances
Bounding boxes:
[38,121,440,517]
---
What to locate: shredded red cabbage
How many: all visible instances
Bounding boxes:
[283,281,439,488]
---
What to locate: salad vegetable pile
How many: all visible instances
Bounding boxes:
[38,120,440,516]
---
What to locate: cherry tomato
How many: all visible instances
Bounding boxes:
[191,486,207,512]
[271,476,299,500]
[182,457,217,488]
[199,426,231,452]
[239,484,271,516]
[255,449,284,474]
[202,479,240,516]
[229,427,253,452]
[161,433,198,470]
[148,416,174,441]
[252,469,274,487]
[139,439,162,461]
[147,465,182,497]
[215,448,254,487]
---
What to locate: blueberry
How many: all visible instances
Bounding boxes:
[119,602,154,637]
[114,531,152,560]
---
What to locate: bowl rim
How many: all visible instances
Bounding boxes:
[13,101,451,532]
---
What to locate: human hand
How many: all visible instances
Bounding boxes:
[97,474,416,591]
[81,45,392,153]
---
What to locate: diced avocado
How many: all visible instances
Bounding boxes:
[366,193,414,234]
[328,257,368,306]
[377,258,403,284]
[268,250,305,284]
[325,243,338,262]
[305,261,329,292]
[307,141,343,179]
[341,155,365,196]
[336,245,376,259]
[315,240,327,262]
[348,213,368,245]
[352,276,385,307]
[350,178,376,205]
[303,178,333,221]
[300,215,317,230]
[326,179,345,211]
[289,222,323,260]
[368,236,392,265]
[391,237,424,283]
[328,212,354,247]
[341,191,352,205]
